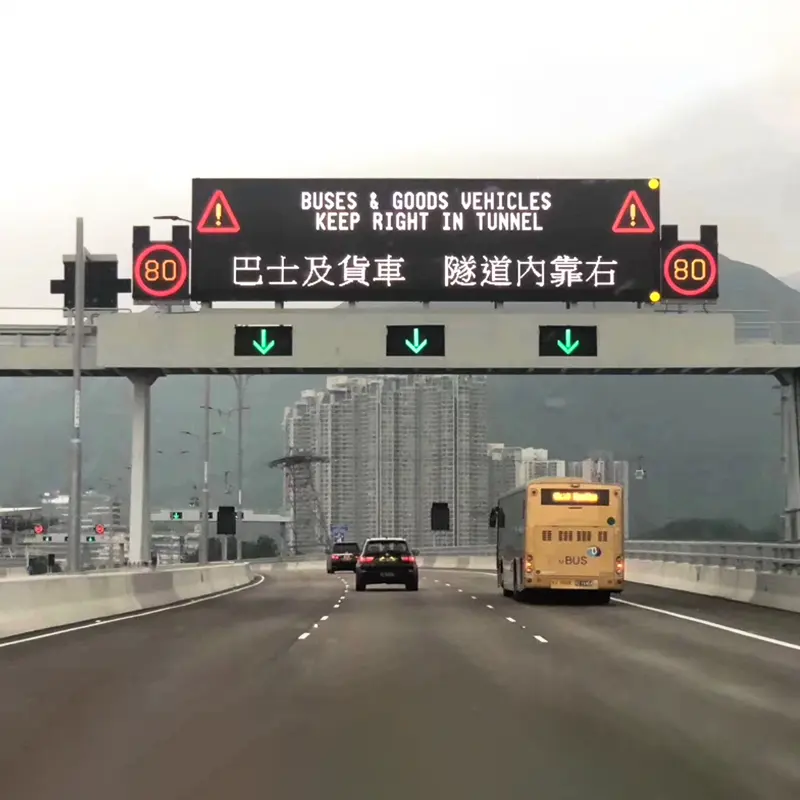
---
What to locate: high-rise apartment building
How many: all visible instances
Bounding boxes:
[487,445,567,499]
[282,375,488,549]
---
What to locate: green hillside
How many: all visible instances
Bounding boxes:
[0,255,793,529]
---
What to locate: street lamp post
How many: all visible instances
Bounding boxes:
[153,216,215,563]
[181,428,221,564]
[153,217,252,562]
[233,376,251,560]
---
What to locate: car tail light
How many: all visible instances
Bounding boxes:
[615,556,624,575]
[358,556,374,564]
[401,555,415,563]
[332,554,340,560]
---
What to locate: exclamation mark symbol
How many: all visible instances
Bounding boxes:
[215,202,222,227]
[629,202,637,227]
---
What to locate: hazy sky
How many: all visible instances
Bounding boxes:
[1,1,798,323]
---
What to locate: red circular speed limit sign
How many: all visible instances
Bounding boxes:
[662,243,718,298]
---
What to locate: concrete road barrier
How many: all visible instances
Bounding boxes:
[417,555,800,614]
[0,563,254,640]
[249,555,800,613]
[254,560,331,573]
[625,560,800,614]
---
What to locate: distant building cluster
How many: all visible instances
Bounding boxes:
[282,379,630,551]
[282,375,488,550]
[487,445,630,500]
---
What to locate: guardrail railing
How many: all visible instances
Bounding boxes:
[245,540,800,575]
[627,540,800,573]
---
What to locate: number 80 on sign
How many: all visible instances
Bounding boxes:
[662,243,718,299]
[133,244,190,301]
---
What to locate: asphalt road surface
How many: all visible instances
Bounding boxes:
[0,568,798,800]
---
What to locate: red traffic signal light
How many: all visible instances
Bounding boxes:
[34,524,44,535]
[94,524,106,535]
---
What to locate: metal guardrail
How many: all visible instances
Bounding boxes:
[627,540,800,573]
[246,541,800,575]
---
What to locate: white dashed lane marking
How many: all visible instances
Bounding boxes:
[430,576,549,645]
[296,576,351,642]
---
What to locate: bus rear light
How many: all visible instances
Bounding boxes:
[615,556,624,575]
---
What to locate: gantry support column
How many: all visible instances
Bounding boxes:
[128,374,158,564]
[778,370,800,542]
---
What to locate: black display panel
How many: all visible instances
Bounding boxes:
[233,325,293,356]
[538,326,598,357]
[191,178,662,303]
[385,325,445,356]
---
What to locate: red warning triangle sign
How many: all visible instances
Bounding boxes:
[611,190,655,234]
[196,190,241,234]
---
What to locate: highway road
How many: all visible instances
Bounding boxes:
[0,567,798,799]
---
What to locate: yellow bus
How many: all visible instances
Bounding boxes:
[490,478,625,604]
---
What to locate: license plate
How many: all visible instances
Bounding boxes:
[380,571,395,578]
[552,579,598,589]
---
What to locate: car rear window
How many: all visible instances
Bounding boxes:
[364,540,410,555]
[333,542,360,554]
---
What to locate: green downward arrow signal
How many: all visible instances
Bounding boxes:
[404,328,428,354]
[252,329,276,355]
[557,328,580,355]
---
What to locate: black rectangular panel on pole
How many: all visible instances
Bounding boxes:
[217,505,236,536]
[51,254,131,310]
[430,502,451,531]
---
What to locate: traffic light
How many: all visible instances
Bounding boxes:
[50,253,132,310]
[217,505,236,536]
[86,535,97,543]
[169,511,183,520]
[431,502,450,531]
[94,524,106,535]
[34,524,45,535]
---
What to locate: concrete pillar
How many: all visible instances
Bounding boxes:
[128,375,157,564]
[779,370,800,542]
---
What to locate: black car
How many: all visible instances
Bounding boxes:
[355,538,419,591]
[327,541,360,573]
